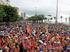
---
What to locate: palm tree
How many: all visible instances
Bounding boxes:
[6,0,9,2]
[50,18,53,23]
[48,15,52,23]
[47,18,49,23]
[65,18,67,23]
[69,17,70,24]
[48,15,52,16]
[6,0,10,5]
[54,17,56,23]
[60,16,63,23]
[50,18,53,20]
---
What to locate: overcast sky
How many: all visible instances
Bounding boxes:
[10,0,70,18]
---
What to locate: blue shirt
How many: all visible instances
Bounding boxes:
[66,46,70,50]
[39,48,43,52]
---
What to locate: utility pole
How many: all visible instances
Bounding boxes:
[55,0,58,23]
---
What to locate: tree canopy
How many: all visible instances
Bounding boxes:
[28,15,47,22]
[0,4,20,22]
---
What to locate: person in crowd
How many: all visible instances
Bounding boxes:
[0,22,70,52]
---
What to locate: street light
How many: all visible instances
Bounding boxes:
[55,0,58,23]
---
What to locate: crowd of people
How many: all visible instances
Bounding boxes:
[0,22,70,52]
[48,23,70,34]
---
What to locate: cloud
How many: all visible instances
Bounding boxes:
[10,0,70,17]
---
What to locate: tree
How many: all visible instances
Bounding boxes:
[6,0,9,2]
[0,5,6,22]
[0,4,19,22]
[65,18,67,23]
[54,17,56,23]
[28,15,47,22]
[3,5,19,22]
[69,17,70,24]
[60,16,63,23]
[17,16,23,21]
[48,15,52,16]
[54,17,56,19]
[47,15,52,23]
[50,18,53,20]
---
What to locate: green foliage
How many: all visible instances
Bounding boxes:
[60,16,63,19]
[54,17,56,19]
[0,5,6,22]
[0,4,19,22]
[17,16,23,21]
[50,18,53,20]
[28,15,47,21]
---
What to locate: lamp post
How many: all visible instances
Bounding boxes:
[55,0,58,23]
